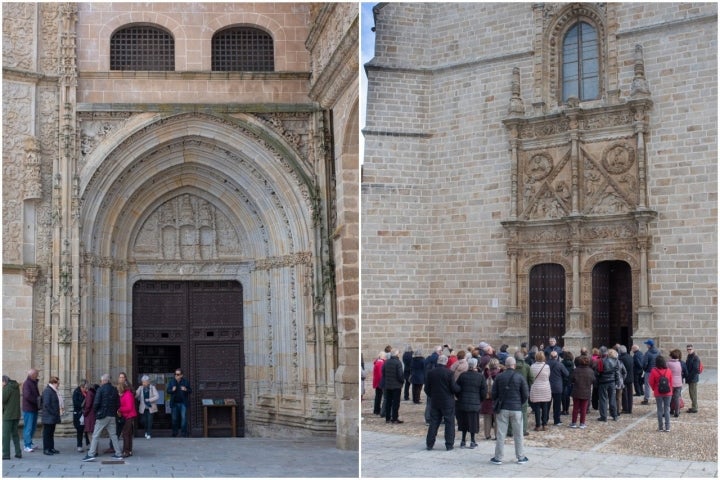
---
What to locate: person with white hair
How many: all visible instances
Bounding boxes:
[82,374,123,462]
[455,357,485,448]
[490,356,529,465]
[424,355,460,451]
[135,375,159,439]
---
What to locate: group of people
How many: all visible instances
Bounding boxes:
[366,337,703,466]
[1,366,193,462]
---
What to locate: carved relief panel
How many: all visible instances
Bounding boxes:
[133,194,242,260]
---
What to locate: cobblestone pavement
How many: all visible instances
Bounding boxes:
[361,369,717,478]
[2,435,359,478]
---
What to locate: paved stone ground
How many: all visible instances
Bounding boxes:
[361,369,717,478]
[2,435,359,478]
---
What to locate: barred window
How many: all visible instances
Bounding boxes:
[212,27,274,72]
[562,22,599,102]
[110,25,175,71]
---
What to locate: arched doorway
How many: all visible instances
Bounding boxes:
[592,260,632,348]
[132,280,244,436]
[529,263,566,348]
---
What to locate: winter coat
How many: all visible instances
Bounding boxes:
[402,351,413,380]
[83,386,97,434]
[529,362,551,403]
[93,382,120,420]
[455,369,486,412]
[597,356,619,384]
[424,366,460,409]
[562,358,575,388]
[667,359,683,388]
[619,352,634,385]
[136,384,160,414]
[515,358,533,391]
[3,379,21,420]
[424,352,439,374]
[633,350,644,373]
[480,367,500,415]
[616,360,627,390]
[382,356,404,390]
[686,353,701,383]
[72,385,86,429]
[40,385,61,425]
[21,376,40,413]
[642,346,660,372]
[491,368,529,411]
[648,367,673,397]
[118,390,138,420]
[167,377,192,406]
[548,358,569,394]
[410,355,425,385]
[570,365,595,400]
[372,359,384,389]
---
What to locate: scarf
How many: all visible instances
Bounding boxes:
[48,382,64,412]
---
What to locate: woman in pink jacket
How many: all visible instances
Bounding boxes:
[648,355,673,432]
[117,382,138,457]
[667,349,684,417]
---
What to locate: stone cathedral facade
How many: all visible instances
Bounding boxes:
[3,2,359,449]
[362,3,717,365]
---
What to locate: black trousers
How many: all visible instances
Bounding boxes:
[373,388,383,414]
[403,377,411,400]
[552,392,563,424]
[42,423,56,451]
[385,388,401,421]
[426,405,455,449]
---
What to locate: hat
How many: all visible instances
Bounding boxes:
[478,342,488,350]
[644,339,654,347]
[437,355,449,365]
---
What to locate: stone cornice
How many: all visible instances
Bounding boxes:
[78,71,310,81]
[76,103,320,114]
[308,16,359,108]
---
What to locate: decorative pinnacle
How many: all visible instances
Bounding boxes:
[508,67,525,116]
[630,44,651,98]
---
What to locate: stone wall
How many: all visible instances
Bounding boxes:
[362,3,717,366]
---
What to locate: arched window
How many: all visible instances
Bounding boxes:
[110,25,174,71]
[562,21,599,102]
[212,27,274,72]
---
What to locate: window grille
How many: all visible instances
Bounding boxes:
[562,22,599,102]
[110,25,175,71]
[212,27,274,72]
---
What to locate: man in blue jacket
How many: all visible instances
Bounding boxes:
[490,357,529,465]
[641,339,659,405]
[168,368,193,437]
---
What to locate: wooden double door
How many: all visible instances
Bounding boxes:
[132,280,244,437]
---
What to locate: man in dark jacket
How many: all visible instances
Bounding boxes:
[3,376,22,460]
[618,346,634,414]
[21,368,40,452]
[424,355,460,451]
[383,350,405,423]
[548,351,569,425]
[641,339,659,404]
[168,368,193,437]
[490,357,529,465]
[402,345,413,401]
[423,346,441,425]
[595,346,619,421]
[685,344,701,413]
[82,374,123,462]
[631,345,644,396]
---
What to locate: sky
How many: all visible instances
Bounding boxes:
[359,2,376,161]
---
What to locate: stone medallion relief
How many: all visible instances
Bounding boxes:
[133,194,242,260]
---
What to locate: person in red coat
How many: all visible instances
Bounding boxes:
[648,355,673,432]
[117,382,138,457]
[372,352,385,415]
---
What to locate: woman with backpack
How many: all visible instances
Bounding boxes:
[648,355,673,432]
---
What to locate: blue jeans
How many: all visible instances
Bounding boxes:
[171,403,188,436]
[143,410,154,436]
[655,396,671,430]
[22,411,38,448]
